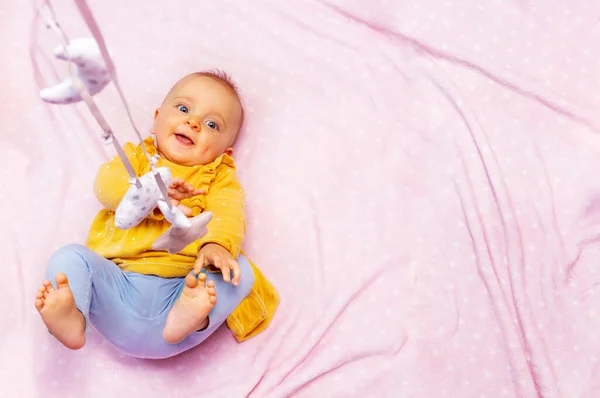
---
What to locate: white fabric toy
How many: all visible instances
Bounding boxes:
[40,37,110,104]
[115,167,175,230]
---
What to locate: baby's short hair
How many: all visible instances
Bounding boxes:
[194,70,239,94]
[192,70,244,130]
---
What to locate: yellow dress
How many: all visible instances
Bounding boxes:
[86,137,279,342]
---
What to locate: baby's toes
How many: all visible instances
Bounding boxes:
[35,298,44,311]
[185,273,199,289]
[207,286,217,305]
[43,280,55,294]
[43,287,53,299]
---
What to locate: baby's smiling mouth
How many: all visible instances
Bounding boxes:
[174,132,194,146]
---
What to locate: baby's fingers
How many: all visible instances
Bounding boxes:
[183,182,195,193]
[170,178,184,189]
[221,265,232,283]
[230,258,241,286]
[193,253,205,275]
[168,188,185,200]
[215,256,231,283]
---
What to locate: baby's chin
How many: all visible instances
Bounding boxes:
[157,148,215,167]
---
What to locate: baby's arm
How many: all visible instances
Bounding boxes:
[196,166,246,258]
[93,142,144,210]
[191,165,246,284]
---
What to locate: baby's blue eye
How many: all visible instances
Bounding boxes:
[177,105,189,113]
[205,120,218,130]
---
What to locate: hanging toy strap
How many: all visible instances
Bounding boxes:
[73,0,172,207]
[35,0,173,206]
[33,0,142,187]
[72,0,151,162]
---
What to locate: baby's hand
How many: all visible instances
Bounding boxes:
[168,178,205,216]
[194,243,241,286]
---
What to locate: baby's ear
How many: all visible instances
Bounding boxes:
[225,147,234,156]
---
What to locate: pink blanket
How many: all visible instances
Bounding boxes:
[2,0,600,397]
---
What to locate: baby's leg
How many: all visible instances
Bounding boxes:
[34,244,125,350]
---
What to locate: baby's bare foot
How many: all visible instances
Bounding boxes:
[35,272,86,350]
[163,273,217,344]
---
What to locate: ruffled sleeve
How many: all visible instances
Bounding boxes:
[192,155,246,258]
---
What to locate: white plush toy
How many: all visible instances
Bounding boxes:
[35,2,213,254]
[115,166,177,230]
[40,37,111,104]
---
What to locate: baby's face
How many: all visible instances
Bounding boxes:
[152,74,242,166]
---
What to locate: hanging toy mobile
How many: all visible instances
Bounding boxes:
[34,0,212,253]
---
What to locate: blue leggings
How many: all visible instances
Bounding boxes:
[44,244,254,359]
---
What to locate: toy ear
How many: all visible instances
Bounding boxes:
[152,212,213,254]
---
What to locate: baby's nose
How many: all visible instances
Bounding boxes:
[184,118,200,131]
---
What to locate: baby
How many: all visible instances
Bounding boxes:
[34,71,278,359]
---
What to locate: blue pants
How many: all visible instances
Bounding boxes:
[44,244,254,359]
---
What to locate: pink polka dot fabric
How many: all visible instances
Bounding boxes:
[1,0,600,397]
